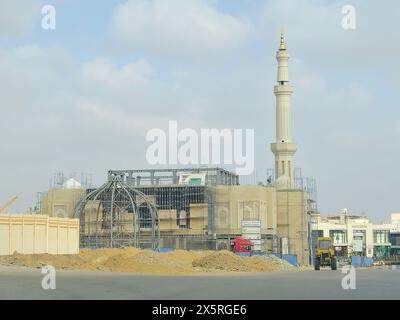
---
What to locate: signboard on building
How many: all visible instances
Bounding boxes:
[241,220,261,228]
[353,241,363,252]
[281,237,289,255]
[244,234,261,240]
[241,220,263,252]
[241,227,261,234]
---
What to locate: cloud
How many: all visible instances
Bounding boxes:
[109,0,253,55]
[1,0,400,222]
[83,58,155,87]
[259,0,400,69]
[0,0,41,36]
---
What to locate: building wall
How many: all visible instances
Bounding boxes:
[41,188,85,218]
[276,189,310,265]
[391,213,400,230]
[155,185,277,239]
[215,185,276,236]
[0,214,79,255]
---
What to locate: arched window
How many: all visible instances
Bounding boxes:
[217,207,229,227]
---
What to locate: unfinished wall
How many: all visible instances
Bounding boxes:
[215,185,276,236]
[0,214,79,255]
[189,204,208,232]
[160,209,180,231]
[41,188,85,218]
[276,189,310,265]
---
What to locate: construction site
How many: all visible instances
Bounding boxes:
[0,33,319,274]
[11,30,400,278]
[17,31,400,279]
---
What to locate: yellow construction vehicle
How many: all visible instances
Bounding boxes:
[0,196,18,213]
[314,236,337,271]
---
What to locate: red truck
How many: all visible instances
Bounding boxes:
[230,236,254,254]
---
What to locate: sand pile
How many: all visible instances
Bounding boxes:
[192,251,293,272]
[0,248,294,274]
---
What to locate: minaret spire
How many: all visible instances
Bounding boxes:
[279,30,285,50]
[270,32,297,189]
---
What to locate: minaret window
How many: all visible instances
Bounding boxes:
[282,161,285,175]
[289,161,292,178]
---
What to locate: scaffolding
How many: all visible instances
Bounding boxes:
[266,167,317,212]
[73,174,160,249]
[103,168,238,249]
[108,167,239,186]
[49,172,93,189]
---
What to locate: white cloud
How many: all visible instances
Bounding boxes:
[259,0,400,68]
[83,58,155,87]
[0,0,40,36]
[109,0,253,55]
[1,0,400,221]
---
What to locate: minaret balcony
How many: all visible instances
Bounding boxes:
[274,84,293,94]
[270,142,297,155]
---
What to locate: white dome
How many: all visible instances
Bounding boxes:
[63,178,82,189]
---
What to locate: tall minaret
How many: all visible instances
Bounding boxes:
[270,32,297,189]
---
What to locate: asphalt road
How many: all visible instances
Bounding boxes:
[0,266,399,300]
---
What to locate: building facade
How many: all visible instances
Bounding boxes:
[312,211,400,259]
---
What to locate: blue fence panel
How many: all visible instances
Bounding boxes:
[234,252,252,257]
[351,256,362,266]
[362,257,373,267]
[351,256,373,267]
[155,248,174,253]
[282,254,297,266]
[252,252,266,256]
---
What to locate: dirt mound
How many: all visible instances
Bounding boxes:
[0,248,295,274]
[192,251,294,272]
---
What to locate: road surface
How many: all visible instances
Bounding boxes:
[0,266,398,299]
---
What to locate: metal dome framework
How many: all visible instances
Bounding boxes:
[74,174,160,249]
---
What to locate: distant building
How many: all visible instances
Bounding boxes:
[311,211,400,259]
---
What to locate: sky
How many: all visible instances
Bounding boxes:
[0,0,399,222]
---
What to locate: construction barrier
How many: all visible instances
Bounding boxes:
[156,247,174,253]
[270,253,298,266]
[235,252,252,256]
[351,256,373,267]
[0,214,79,255]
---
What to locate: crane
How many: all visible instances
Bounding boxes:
[0,196,18,213]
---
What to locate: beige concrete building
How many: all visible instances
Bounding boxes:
[40,178,85,218]
[276,189,310,265]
